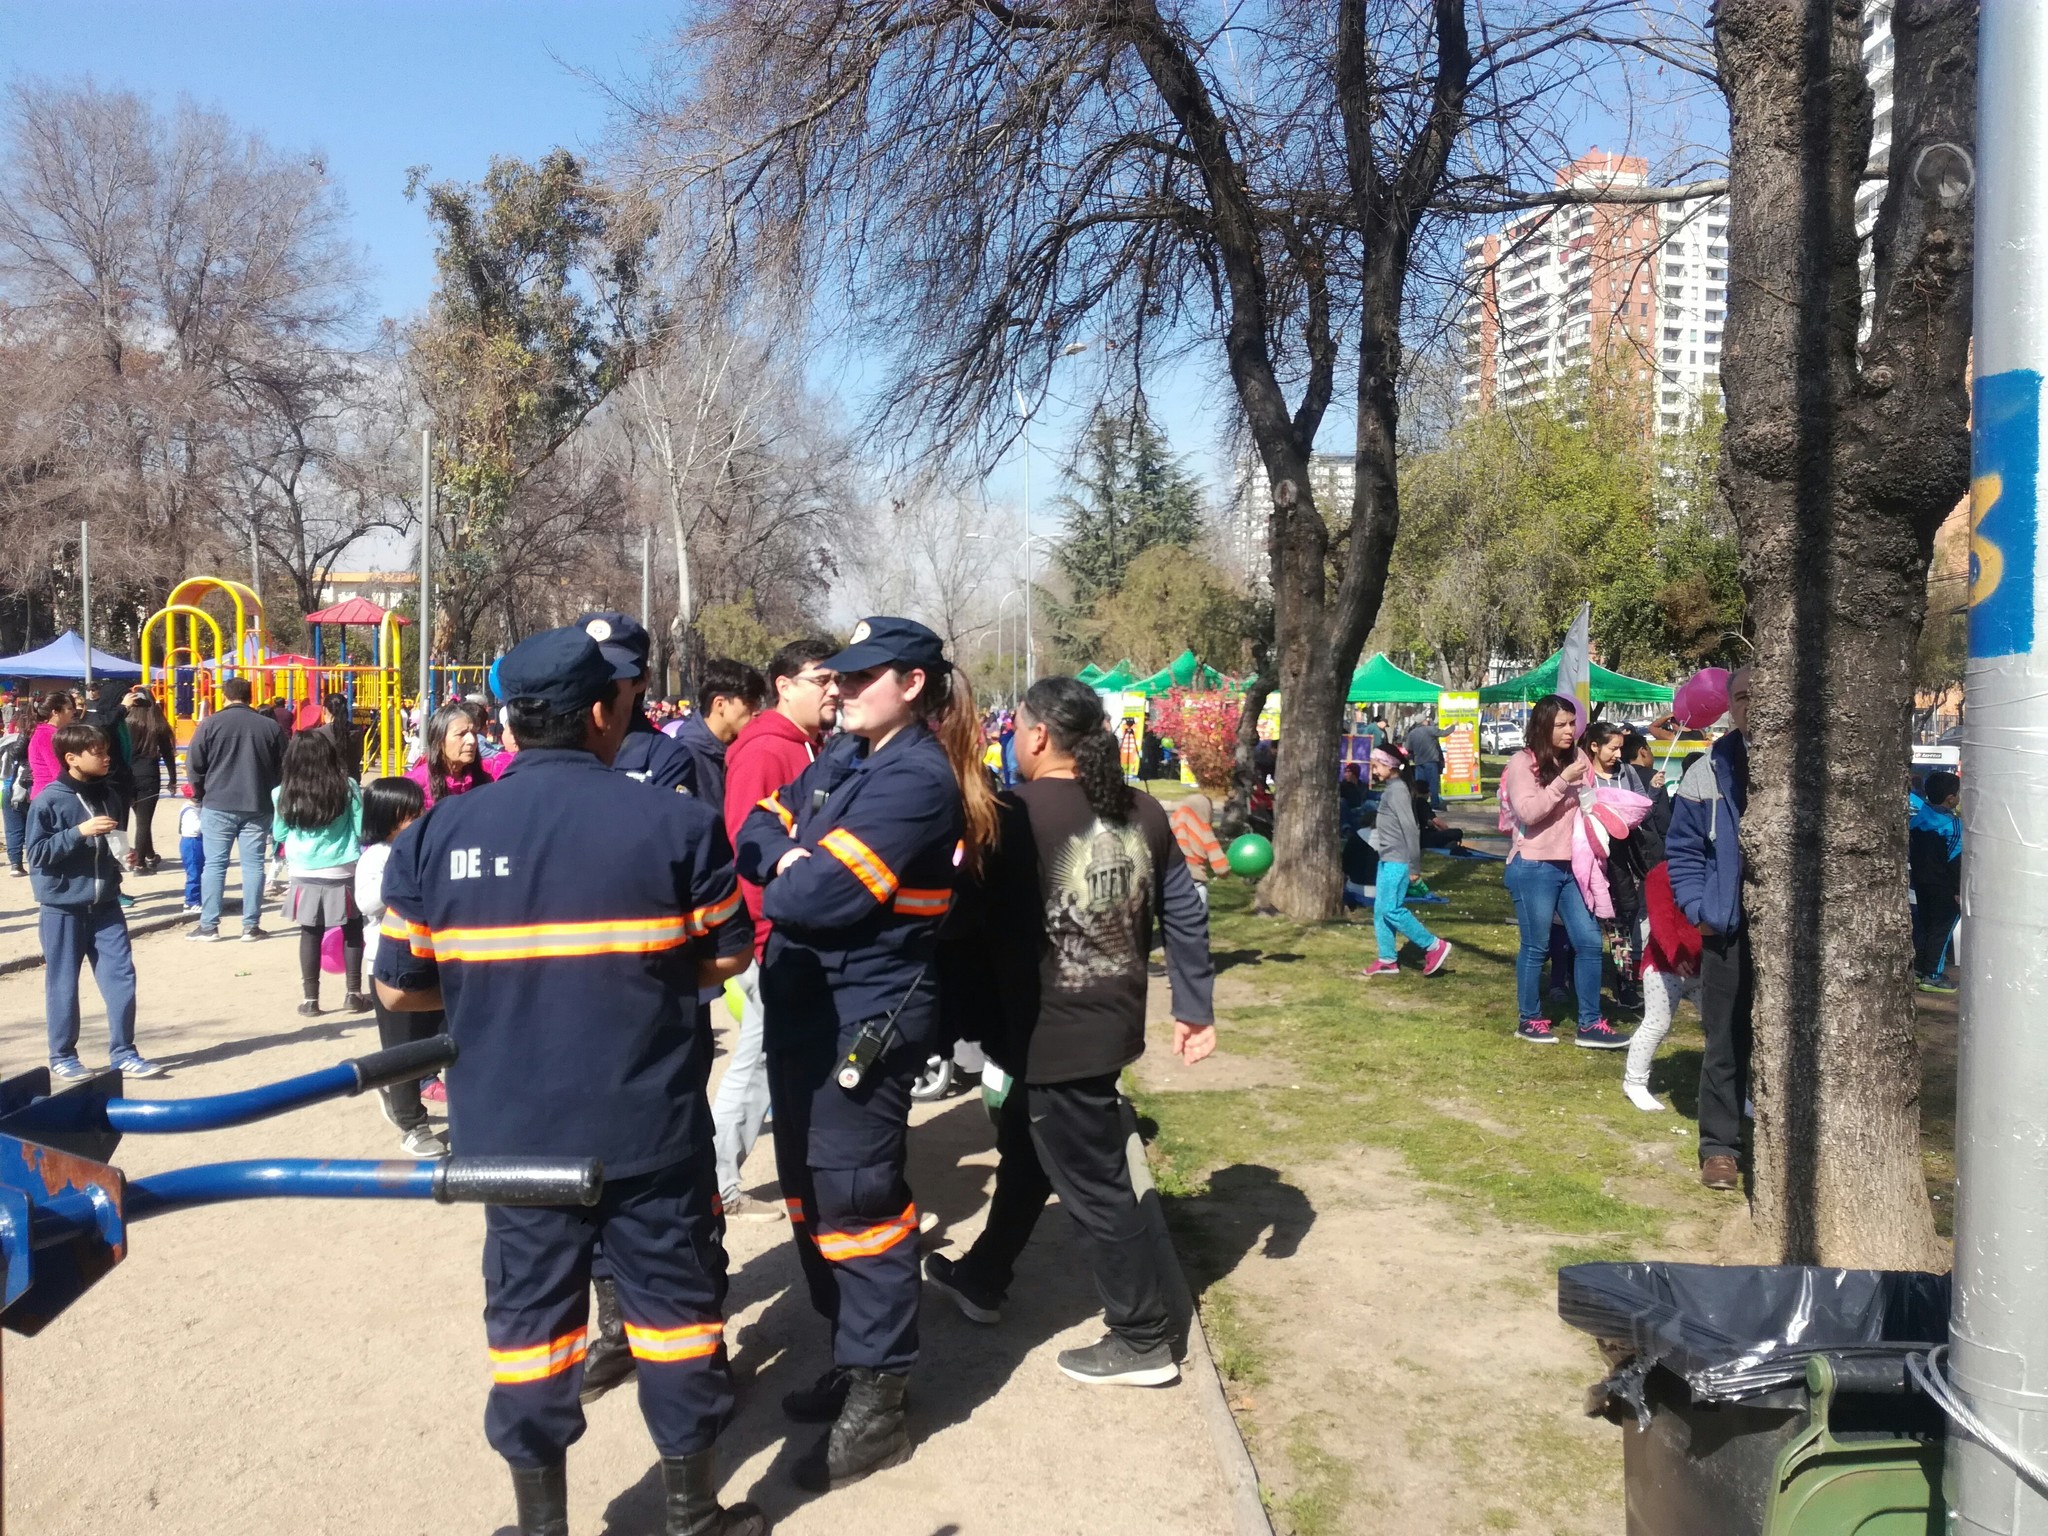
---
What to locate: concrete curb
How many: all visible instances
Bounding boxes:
[1124,1106,1275,1536]
[0,909,190,978]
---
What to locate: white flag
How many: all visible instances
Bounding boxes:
[1557,602,1591,731]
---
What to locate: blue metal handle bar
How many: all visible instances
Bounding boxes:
[28,1155,602,1246]
[104,1037,457,1135]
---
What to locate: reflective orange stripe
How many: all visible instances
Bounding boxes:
[758,794,795,834]
[687,888,743,936]
[785,1197,806,1224]
[820,827,897,902]
[814,1203,918,1263]
[893,887,952,917]
[381,909,434,956]
[427,916,689,962]
[624,1320,724,1363]
[489,1327,587,1384]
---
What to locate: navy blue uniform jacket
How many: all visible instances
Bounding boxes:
[614,711,694,793]
[373,747,753,1178]
[735,724,963,1048]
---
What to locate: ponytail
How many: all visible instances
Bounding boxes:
[909,663,999,878]
[1021,676,1135,824]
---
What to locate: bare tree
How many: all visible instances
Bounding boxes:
[845,484,1005,660]
[626,0,1715,918]
[1716,0,1973,1265]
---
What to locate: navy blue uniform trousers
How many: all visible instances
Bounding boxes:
[483,1160,732,1467]
[769,1025,922,1373]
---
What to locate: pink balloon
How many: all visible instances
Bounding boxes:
[319,925,347,975]
[1672,668,1731,730]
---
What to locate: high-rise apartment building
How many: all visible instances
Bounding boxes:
[1459,150,1726,433]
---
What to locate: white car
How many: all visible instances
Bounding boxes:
[1480,720,1522,754]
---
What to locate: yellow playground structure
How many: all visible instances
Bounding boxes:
[139,577,411,777]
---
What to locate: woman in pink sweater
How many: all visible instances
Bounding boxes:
[26,691,77,801]
[1500,696,1626,1048]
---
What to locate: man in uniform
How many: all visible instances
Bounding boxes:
[374,626,765,1536]
[575,611,695,792]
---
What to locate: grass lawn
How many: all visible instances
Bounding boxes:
[1133,857,1960,1532]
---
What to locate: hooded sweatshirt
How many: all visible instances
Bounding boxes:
[26,773,126,908]
[723,707,821,959]
[1666,731,1749,936]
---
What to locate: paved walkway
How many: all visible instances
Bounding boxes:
[0,913,1235,1535]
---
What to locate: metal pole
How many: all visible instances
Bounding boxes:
[418,429,432,713]
[1016,393,1035,688]
[1953,7,2048,1529]
[250,518,261,599]
[641,530,652,623]
[79,520,91,690]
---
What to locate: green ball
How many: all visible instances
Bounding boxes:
[1227,833,1274,879]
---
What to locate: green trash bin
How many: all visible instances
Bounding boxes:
[1559,1263,1949,1536]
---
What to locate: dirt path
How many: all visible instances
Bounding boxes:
[1132,986,1625,1536]
[0,922,1230,1535]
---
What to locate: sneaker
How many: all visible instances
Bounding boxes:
[1056,1332,1179,1387]
[1614,985,1645,1013]
[926,1252,1003,1325]
[1700,1154,1741,1191]
[720,1192,786,1222]
[240,926,268,943]
[7,863,25,877]
[117,894,135,909]
[112,1052,166,1080]
[1515,1018,1558,1045]
[1574,1018,1632,1050]
[343,992,371,1013]
[1359,959,1401,978]
[420,1077,447,1106]
[1422,938,1453,976]
[185,927,222,943]
[49,1056,95,1082]
[1916,975,1957,995]
[1622,1080,1665,1113]
[401,1125,449,1158]
[180,903,202,916]
[296,1000,321,1018]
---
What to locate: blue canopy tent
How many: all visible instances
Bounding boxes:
[0,630,142,681]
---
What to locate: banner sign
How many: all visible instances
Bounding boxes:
[1438,691,1482,799]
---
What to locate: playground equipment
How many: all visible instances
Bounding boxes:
[138,577,412,776]
[0,1035,599,1531]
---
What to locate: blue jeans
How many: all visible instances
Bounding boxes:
[3,775,25,867]
[1414,762,1443,808]
[711,960,772,1202]
[180,835,205,906]
[42,902,138,1063]
[1504,857,1603,1026]
[1374,861,1438,961]
[200,807,269,933]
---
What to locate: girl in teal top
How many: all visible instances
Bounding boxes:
[272,731,366,1016]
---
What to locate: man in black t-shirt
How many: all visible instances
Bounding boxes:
[924,678,1215,1387]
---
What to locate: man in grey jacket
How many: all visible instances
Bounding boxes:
[183,677,285,942]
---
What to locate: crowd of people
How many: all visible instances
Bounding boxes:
[1,611,1219,1536]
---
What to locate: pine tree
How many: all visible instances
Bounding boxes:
[1052,403,1204,607]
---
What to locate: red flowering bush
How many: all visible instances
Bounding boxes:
[1147,687,1243,790]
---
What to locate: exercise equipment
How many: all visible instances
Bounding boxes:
[0,1036,600,1531]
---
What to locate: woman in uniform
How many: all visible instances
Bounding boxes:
[737,616,996,1493]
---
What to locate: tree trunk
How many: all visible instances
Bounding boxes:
[1222,640,1275,841]
[1716,0,1973,1267]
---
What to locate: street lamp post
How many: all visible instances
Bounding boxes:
[996,588,1022,704]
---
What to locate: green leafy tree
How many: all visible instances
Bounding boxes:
[1080,545,1251,675]
[407,151,654,659]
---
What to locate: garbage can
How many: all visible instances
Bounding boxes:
[1558,1263,1950,1536]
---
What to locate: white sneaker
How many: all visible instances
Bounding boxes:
[1623,1080,1665,1113]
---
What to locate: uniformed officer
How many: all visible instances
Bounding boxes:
[736,616,996,1491]
[374,626,765,1536]
[576,611,695,792]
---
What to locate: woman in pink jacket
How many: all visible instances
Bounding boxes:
[1499,696,1628,1049]
[404,702,504,807]
[26,691,77,801]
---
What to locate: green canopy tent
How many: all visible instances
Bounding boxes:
[1094,660,1139,691]
[1476,648,1674,705]
[1075,663,1104,686]
[1346,652,1442,704]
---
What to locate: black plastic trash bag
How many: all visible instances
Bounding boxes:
[1558,1262,1950,1426]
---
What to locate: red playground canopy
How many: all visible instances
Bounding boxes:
[302,597,406,626]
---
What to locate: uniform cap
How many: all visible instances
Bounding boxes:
[495,628,617,714]
[573,611,650,679]
[823,616,949,675]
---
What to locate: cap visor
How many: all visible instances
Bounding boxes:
[595,645,644,679]
[819,640,896,673]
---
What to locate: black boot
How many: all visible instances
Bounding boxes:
[793,1367,911,1491]
[661,1448,769,1536]
[510,1462,569,1536]
[578,1277,637,1404]
[780,1362,852,1423]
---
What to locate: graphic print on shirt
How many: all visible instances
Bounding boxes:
[1045,817,1153,991]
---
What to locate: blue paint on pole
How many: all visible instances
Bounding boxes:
[1969,368,2041,658]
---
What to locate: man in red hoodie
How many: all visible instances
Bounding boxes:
[713,636,842,1217]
